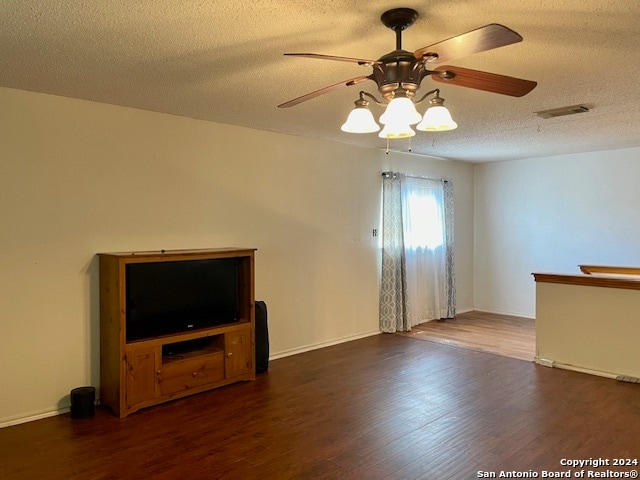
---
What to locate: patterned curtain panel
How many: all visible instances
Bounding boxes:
[379,173,456,333]
[443,180,457,318]
[379,173,410,332]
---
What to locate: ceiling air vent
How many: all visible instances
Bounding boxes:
[535,105,590,119]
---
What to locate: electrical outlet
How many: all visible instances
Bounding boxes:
[372,229,378,237]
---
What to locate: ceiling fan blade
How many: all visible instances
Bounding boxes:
[284,53,381,66]
[278,75,372,108]
[414,24,522,63]
[432,66,537,97]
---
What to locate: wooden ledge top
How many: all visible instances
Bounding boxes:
[532,272,640,291]
[98,247,256,258]
[578,264,640,275]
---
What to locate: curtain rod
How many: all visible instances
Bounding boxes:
[381,171,450,183]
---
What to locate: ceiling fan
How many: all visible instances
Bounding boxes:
[278,7,536,137]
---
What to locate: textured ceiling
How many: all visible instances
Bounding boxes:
[2,0,639,162]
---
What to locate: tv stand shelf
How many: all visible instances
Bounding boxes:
[99,248,256,418]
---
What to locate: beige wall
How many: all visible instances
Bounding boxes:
[535,280,640,379]
[0,86,474,426]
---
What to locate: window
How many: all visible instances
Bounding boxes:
[404,191,444,250]
[379,173,456,332]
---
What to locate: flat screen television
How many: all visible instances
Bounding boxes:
[125,258,240,341]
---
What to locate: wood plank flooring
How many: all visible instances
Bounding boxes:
[1,333,639,480]
[398,310,536,361]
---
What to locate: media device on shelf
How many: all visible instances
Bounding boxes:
[125,258,241,341]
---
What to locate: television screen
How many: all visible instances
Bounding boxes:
[125,258,239,341]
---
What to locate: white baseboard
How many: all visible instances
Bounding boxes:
[0,405,70,429]
[269,330,381,361]
[534,357,618,379]
[455,307,474,314]
[3,331,382,428]
[534,357,555,368]
[472,308,535,319]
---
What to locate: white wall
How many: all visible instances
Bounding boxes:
[0,86,474,426]
[474,147,640,317]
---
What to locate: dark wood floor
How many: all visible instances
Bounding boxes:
[1,334,639,479]
[399,311,536,361]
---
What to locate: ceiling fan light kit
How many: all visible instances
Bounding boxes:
[379,89,422,125]
[416,93,458,132]
[340,97,380,133]
[378,123,416,139]
[279,7,536,150]
[417,107,458,132]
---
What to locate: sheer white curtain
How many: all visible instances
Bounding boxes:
[379,172,456,332]
[402,176,448,325]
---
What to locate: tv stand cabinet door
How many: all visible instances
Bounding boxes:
[125,345,158,407]
[225,329,253,378]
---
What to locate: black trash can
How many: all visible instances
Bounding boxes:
[70,386,95,419]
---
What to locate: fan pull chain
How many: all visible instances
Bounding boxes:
[386,137,390,154]
[408,136,412,152]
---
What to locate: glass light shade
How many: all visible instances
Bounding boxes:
[378,122,416,139]
[379,97,422,125]
[340,106,380,133]
[416,105,458,131]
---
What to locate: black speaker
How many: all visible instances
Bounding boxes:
[70,386,95,419]
[255,300,269,373]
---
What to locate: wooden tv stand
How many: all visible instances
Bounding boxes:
[99,248,256,418]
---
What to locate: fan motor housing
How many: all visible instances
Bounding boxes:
[371,50,430,99]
